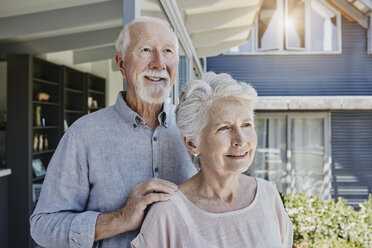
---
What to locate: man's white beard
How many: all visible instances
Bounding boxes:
[136,70,172,104]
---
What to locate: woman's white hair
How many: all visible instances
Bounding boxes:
[115,16,178,60]
[175,72,258,169]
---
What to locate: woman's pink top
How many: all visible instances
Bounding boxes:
[131,178,293,248]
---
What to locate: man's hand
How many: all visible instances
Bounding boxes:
[119,177,178,231]
[94,178,177,241]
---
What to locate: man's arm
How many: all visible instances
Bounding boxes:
[94,177,177,241]
[30,130,98,248]
[30,129,179,247]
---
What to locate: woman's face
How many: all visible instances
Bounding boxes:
[198,99,257,175]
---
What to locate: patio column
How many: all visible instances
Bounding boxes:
[122,0,141,90]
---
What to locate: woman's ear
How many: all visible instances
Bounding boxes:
[114,52,125,76]
[183,136,199,156]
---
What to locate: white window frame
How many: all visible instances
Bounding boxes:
[253,111,332,200]
[368,16,372,55]
[226,0,342,55]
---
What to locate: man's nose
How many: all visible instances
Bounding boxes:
[149,51,166,70]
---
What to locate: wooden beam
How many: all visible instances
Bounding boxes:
[186,6,259,33]
[191,26,252,47]
[178,0,261,14]
[365,9,372,16]
[359,0,372,11]
[196,39,248,57]
[74,45,115,64]
[327,0,368,28]
[0,0,122,40]
[0,27,120,60]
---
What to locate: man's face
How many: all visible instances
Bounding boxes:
[119,22,179,104]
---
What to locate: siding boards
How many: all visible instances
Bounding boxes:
[178,56,187,91]
[206,17,372,208]
[206,17,372,96]
[331,111,372,209]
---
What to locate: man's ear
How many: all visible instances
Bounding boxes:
[183,136,199,156]
[114,52,125,76]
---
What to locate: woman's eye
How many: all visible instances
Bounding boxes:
[218,126,230,131]
[242,122,254,128]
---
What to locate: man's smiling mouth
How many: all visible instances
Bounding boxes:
[145,76,164,82]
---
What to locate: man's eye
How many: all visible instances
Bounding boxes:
[140,48,152,56]
[163,49,174,56]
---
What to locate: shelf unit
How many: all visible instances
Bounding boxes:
[87,74,106,113]
[7,54,106,248]
[62,66,87,127]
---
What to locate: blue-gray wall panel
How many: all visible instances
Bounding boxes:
[207,17,372,96]
[178,56,187,91]
[331,111,372,209]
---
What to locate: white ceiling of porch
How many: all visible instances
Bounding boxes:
[177,0,262,57]
[0,0,370,63]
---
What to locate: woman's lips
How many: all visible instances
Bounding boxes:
[226,151,248,159]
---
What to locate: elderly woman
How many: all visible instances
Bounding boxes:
[131,72,293,248]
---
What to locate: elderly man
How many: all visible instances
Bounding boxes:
[30,16,196,248]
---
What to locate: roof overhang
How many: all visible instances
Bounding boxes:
[175,0,263,57]
[1,0,370,64]
[326,0,371,29]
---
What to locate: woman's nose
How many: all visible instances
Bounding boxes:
[232,128,246,147]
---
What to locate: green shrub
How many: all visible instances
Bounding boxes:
[281,193,372,248]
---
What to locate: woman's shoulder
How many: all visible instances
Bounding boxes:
[251,177,285,209]
[144,191,187,223]
[240,175,280,200]
[255,177,279,192]
[147,194,180,216]
[140,192,188,234]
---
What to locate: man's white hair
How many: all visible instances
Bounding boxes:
[175,72,258,169]
[115,16,179,60]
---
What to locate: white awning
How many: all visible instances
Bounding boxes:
[176,0,263,57]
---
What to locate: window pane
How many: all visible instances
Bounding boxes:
[310,0,338,51]
[258,0,280,50]
[290,118,324,196]
[250,118,287,192]
[286,0,305,49]
[250,119,267,178]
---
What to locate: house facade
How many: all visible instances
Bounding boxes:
[207,0,372,208]
[0,0,371,247]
